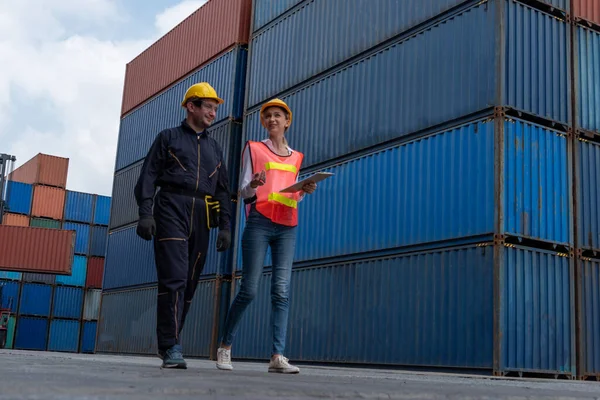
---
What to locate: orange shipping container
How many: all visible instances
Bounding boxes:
[2,213,30,227]
[574,0,600,27]
[31,185,66,220]
[9,153,69,188]
[121,0,251,116]
[0,225,74,274]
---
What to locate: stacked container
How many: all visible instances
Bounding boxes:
[97,0,251,359]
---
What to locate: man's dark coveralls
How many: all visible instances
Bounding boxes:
[134,119,231,352]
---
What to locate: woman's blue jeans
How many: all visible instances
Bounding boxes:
[221,210,297,355]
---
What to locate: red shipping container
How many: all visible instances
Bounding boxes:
[121,0,251,116]
[0,225,74,274]
[574,0,600,27]
[31,185,66,220]
[2,213,30,227]
[86,257,105,289]
[9,153,69,188]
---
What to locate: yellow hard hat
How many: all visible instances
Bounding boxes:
[260,98,292,128]
[181,82,224,107]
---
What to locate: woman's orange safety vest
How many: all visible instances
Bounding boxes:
[246,141,304,227]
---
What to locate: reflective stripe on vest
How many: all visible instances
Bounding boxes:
[265,162,298,174]
[268,192,297,208]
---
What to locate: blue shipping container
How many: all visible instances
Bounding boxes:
[56,255,87,287]
[94,195,111,226]
[63,222,90,255]
[0,271,21,281]
[81,321,97,353]
[236,116,569,270]
[0,280,19,313]
[14,317,48,351]
[64,191,94,224]
[48,319,80,352]
[245,0,570,168]
[576,138,600,251]
[576,25,600,135]
[251,0,304,32]
[115,46,247,171]
[19,283,52,317]
[89,226,108,257]
[52,286,83,319]
[580,257,600,378]
[3,181,32,215]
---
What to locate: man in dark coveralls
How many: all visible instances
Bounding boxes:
[134,82,232,369]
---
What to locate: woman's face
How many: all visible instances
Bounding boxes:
[261,106,290,136]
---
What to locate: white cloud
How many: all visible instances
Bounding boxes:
[155,0,208,36]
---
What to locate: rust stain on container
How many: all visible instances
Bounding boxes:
[9,153,69,188]
[574,0,600,27]
[31,185,66,220]
[0,225,74,274]
[120,0,251,116]
[2,213,30,227]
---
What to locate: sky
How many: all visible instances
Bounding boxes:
[0,0,208,196]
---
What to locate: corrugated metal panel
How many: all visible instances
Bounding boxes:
[83,289,101,321]
[0,271,22,281]
[0,226,74,274]
[4,181,32,215]
[22,273,55,285]
[56,255,87,287]
[14,317,48,351]
[0,280,19,312]
[574,0,600,26]
[180,278,219,357]
[89,226,108,257]
[115,48,247,171]
[30,218,61,229]
[2,213,30,227]
[19,283,52,317]
[232,245,493,367]
[6,316,16,349]
[64,191,94,224]
[500,246,574,375]
[52,287,83,319]
[580,257,600,377]
[31,185,65,220]
[93,195,111,226]
[96,287,157,354]
[63,222,90,255]
[9,153,69,188]
[576,25,600,135]
[81,321,97,353]
[245,0,569,168]
[48,319,80,352]
[576,138,600,251]
[85,257,104,289]
[251,0,303,31]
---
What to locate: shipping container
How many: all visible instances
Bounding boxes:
[89,226,108,257]
[3,181,32,215]
[575,137,600,251]
[31,185,66,220]
[19,283,52,317]
[85,257,104,289]
[64,191,94,224]
[93,195,111,226]
[575,25,600,135]
[48,319,80,352]
[52,286,83,319]
[22,273,55,285]
[56,255,87,287]
[8,153,69,188]
[120,0,251,116]
[0,271,22,281]
[245,0,570,168]
[251,0,304,31]
[0,280,19,312]
[81,321,97,353]
[2,213,30,227]
[14,316,48,351]
[96,287,157,354]
[62,222,90,256]
[6,315,16,349]
[115,47,247,171]
[574,0,600,27]
[578,256,600,379]
[83,289,101,321]
[237,116,569,270]
[30,218,61,229]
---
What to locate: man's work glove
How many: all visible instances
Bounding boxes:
[136,216,156,241]
[216,229,231,252]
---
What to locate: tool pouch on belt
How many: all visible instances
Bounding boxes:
[205,196,220,229]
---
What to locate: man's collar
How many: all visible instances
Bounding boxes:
[181,119,208,136]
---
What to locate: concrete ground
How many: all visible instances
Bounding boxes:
[1,350,600,399]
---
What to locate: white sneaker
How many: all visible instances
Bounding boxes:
[268,355,300,374]
[216,347,233,371]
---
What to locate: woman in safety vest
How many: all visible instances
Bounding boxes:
[216,98,316,374]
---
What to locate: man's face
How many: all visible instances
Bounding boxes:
[188,98,219,129]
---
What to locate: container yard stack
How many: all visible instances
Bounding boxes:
[96,0,251,359]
